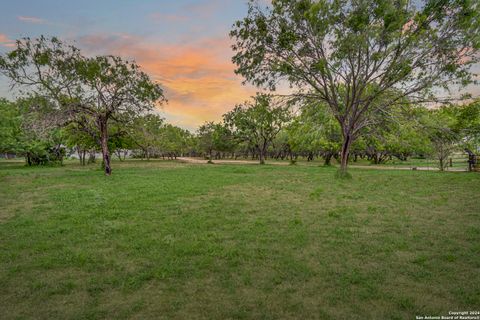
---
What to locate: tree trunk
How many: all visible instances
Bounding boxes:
[340,133,352,172]
[258,143,266,165]
[259,151,265,164]
[208,149,213,163]
[115,149,123,161]
[77,147,83,165]
[88,151,96,164]
[324,153,332,166]
[99,118,112,175]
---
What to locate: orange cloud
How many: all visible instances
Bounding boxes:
[0,33,15,48]
[78,33,256,130]
[17,16,47,24]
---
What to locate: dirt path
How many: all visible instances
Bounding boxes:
[177,157,290,166]
[177,157,467,172]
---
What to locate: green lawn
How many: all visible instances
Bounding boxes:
[0,160,479,319]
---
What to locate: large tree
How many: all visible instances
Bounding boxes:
[0,36,166,175]
[231,0,480,173]
[224,94,291,164]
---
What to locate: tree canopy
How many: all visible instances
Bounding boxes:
[0,36,166,174]
[224,94,291,164]
[231,0,480,172]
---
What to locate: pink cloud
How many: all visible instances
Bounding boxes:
[0,33,15,48]
[17,16,47,24]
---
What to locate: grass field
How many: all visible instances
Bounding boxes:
[0,160,479,319]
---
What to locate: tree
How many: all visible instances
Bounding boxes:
[158,124,193,159]
[62,122,97,165]
[0,99,21,156]
[197,122,216,162]
[224,94,291,164]
[421,107,459,171]
[211,123,236,159]
[455,100,480,152]
[231,0,480,173]
[0,36,166,175]
[359,104,430,163]
[130,114,165,160]
[287,102,342,165]
[10,96,65,166]
[109,122,135,162]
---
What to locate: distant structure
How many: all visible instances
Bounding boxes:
[1,153,16,159]
[465,149,478,172]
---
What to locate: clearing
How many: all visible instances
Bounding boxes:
[0,160,479,319]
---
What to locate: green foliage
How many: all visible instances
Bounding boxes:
[358,104,431,163]
[0,97,66,165]
[128,114,193,159]
[224,93,291,163]
[0,36,166,174]
[418,106,460,170]
[196,121,236,160]
[0,99,22,154]
[286,102,341,163]
[231,0,480,171]
[130,114,165,157]
[158,124,193,157]
[197,122,216,159]
[62,122,98,152]
[454,100,480,151]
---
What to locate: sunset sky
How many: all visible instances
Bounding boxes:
[0,0,478,130]
[0,0,261,130]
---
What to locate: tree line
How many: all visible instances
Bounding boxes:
[195,95,479,171]
[2,91,478,172]
[1,0,479,175]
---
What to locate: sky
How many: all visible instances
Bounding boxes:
[0,0,260,131]
[0,0,478,131]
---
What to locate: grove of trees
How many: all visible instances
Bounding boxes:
[230,0,480,173]
[0,0,479,175]
[194,97,480,171]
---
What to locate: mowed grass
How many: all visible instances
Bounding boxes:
[0,160,479,319]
